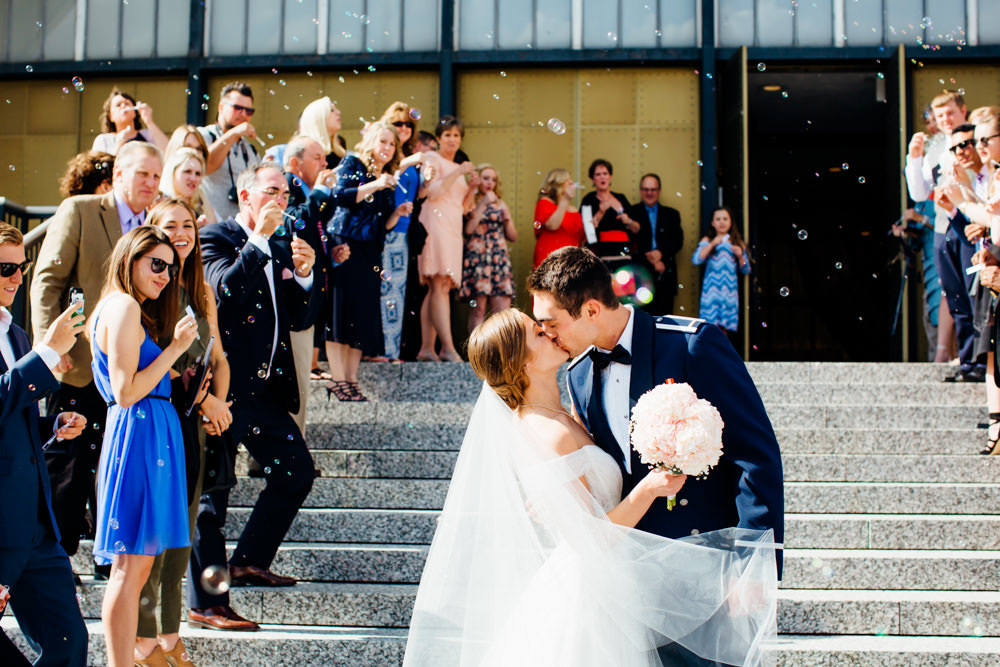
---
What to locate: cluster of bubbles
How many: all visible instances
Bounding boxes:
[72,76,84,92]
[611,265,655,307]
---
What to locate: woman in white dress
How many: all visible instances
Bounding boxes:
[403,308,777,667]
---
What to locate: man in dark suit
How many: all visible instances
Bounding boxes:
[0,222,90,666]
[30,141,163,563]
[188,163,321,631]
[529,247,783,666]
[628,173,684,316]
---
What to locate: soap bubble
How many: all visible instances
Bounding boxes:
[757,62,766,71]
[27,384,35,391]
[114,541,127,553]
[157,459,165,467]
[264,466,272,474]
[200,565,231,595]
[611,264,655,307]
[546,118,567,135]
[781,91,789,98]
[380,269,392,281]
[797,230,808,240]
[841,162,849,170]
[779,287,790,297]
[72,76,84,92]
[247,316,255,324]
[364,194,374,203]
[835,262,843,270]
[273,225,287,237]
[533,221,542,230]
[257,369,267,378]
[25,65,33,73]
[294,219,306,230]
[136,407,146,419]
[858,176,866,184]
[7,165,14,172]
[109,518,119,530]
[409,108,422,121]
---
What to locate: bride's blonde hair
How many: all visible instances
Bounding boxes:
[467,308,530,410]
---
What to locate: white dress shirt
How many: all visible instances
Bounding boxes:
[0,308,59,371]
[234,215,313,374]
[593,305,635,472]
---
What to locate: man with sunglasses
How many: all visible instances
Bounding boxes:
[30,141,162,569]
[936,123,985,382]
[0,222,91,666]
[199,81,261,221]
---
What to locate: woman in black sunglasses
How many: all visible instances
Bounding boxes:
[88,226,201,667]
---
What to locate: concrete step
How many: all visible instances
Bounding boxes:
[225,508,439,544]
[756,382,983,406]
[785,482,1000,514]
[744,361,957,384]
[65,580,1000,638]
[782,549,1000,591]
[775,428,982,455]
[230,477,449,509]
[237,449,458,479]
[8,619,1000,666]
[786,514,1000,550]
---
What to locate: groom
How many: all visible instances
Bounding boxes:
[529,249,783,659]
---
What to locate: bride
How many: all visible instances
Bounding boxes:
[402,308,777,667]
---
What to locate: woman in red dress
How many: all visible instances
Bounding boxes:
[532,169,584,268]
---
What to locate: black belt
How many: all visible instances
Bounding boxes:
[106,395,170,407]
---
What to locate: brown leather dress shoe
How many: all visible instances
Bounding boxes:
[187,605,260,631]
[229,564,297,587]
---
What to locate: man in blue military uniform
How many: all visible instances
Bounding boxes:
[529,246,783,666]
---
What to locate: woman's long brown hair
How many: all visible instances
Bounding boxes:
[148,199,211,320]
[101,225,179,342]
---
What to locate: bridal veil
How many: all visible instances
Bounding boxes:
[403,384,778,667]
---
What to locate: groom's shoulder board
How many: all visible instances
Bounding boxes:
[653,315,705,334]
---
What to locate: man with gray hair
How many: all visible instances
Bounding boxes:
[30,140,163,564]
[281,135,346,430]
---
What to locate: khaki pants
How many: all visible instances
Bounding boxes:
[289,326,314,435]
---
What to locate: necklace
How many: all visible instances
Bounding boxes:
[520,403,572,418]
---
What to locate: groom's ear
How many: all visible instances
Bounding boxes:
[581,298,602,320]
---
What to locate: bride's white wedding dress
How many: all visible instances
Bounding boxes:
[403,385,777,667]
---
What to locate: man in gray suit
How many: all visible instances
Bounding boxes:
[29,141,162,562]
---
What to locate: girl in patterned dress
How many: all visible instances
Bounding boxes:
[459,164,517,333]
[692,207,750,339]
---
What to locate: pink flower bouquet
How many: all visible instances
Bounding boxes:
[629,379,724,509]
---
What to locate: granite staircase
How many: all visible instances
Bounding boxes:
[7,362,1000,665]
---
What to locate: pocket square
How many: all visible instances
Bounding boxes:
[281,267,295,280]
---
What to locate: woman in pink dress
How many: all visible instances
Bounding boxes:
[417,116,476,361]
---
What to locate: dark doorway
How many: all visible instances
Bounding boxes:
[745,69,904,361]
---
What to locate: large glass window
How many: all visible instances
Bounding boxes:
[247,0,282,55]
[210,0,247,56]
[9,0,43,62]
[403,0,439,51]
[458,0,494,49]
[43,0,76,60]
[885,0,923,45]
[498,0,533,49]
[157,1,191,57]
[719,0,755,47]
[365,0,402,53]
[121,0,156,59]
[328,0,365,53]
[535,0,571,49]
[284,0,319,54]
[582,1,620,49]
[660,0,697,48]
[923,0,965,45]
[85,0,121,59]
[844,0,883,46]
[795,0,832,46]
[621,2,658,48]
[980,0,1000,45]
[757,0,794,47]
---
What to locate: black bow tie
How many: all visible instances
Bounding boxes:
[589,344,632,370]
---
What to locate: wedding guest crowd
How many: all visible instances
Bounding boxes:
[3,78,708,664]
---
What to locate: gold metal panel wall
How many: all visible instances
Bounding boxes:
[911,65,1000,129]
[459,67,700,315]
[205,71,439,154]
[0,76,187,206]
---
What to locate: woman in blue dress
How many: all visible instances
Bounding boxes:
[89,226,200,667]
[693,207,751,337]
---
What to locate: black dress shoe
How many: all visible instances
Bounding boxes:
[229,564,296,587]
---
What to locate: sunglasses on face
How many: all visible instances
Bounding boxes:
[392,121,415,129]
[0,260,31,278]
[949,138,976,153]
[146,256,179,278]
[224,101,256,116]
[978,134,1000,148]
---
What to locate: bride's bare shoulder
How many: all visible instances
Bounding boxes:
[517,411,583,457]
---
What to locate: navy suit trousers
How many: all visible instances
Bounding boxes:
[935,229,977,366]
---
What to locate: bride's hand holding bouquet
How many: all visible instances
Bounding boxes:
[630,379,725,510]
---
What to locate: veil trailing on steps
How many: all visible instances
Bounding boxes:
[403,383,778,667]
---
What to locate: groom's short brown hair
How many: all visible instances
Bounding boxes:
[527,247,619,318]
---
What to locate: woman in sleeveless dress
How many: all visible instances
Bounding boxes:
[90,226,200,667]
[403,308,777,667]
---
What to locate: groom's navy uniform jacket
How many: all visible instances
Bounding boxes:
[567,310,784,575]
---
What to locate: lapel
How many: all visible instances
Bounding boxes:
[99,191,124,250]
[625,309,657,480]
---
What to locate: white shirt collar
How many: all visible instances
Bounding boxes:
[596,305,635,355]
[0,308,11,335]
[235,213,254,238]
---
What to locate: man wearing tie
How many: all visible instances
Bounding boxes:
[29,141,162,565]
[628,173,684,316]
[0,222,90,666]
[190,163,321,630]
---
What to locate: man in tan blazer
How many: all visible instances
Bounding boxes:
[30,141,162,561]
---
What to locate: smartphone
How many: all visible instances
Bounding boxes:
[69,287,84,316]
[185,305,201,341]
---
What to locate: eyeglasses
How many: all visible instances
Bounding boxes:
[392,121,415,129]
[949,138,976,153]
[251,186,291,203]
[978,134,1000,148]
[145,256,179,278]
[0,260,31,278]
[224,101,256,116]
